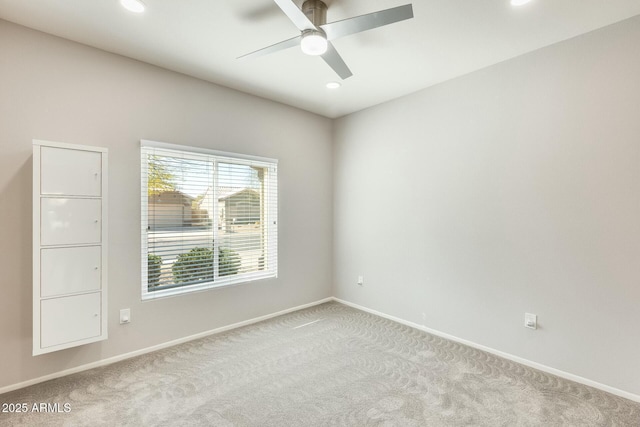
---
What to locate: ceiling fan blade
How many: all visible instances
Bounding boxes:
[238,35,301,59]
[321,42,353,80]
[273,0,316,31]
[320,4,413,41]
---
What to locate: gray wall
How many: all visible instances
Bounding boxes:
[0,20,333,390]
[2,13,640,397]
[333,16,640,395]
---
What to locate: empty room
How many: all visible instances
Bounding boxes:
[1,0,639,425]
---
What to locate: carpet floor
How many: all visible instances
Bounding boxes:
[1,302,639,426]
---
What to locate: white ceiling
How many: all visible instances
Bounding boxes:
[1,0,639,118]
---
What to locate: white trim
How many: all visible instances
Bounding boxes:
[141,274,277,301]
[140,139,278,164]
[33,139,108,153]
[332,297,640,403]
[0,297,332,395]
[101,149,109,341]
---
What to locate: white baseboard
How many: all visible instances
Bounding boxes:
[0,297,333,395]
[331,297,640,403]
[4,296,639,403]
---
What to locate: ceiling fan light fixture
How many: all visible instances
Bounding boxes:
[301,30,328,56]
[120,0,145,13]
[510,0,532,6]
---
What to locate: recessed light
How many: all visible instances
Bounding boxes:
[121,0,145,13]
[511,0,532,6]
[326,82,341,89]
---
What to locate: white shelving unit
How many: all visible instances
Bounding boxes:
[33,140,108,355]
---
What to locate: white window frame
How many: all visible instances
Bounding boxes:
[141,140,278,300]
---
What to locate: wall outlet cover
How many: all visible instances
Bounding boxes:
[120,308,131,324]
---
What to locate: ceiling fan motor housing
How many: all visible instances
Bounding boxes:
[302,0,327,26]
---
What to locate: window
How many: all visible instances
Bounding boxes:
[141,141,277,299]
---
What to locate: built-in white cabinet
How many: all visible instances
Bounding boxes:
[41,246,102,297]
[40,198,102,246]
[33,140,108,355]
[40,147,102,196]
[40,293,102,349]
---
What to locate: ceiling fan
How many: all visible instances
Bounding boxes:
[239,0,414,80]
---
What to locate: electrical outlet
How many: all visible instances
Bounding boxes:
[421,312,427,324]
[120,308,131,324]
[524,313,537,330]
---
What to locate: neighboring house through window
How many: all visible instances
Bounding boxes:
[141,140,278,299]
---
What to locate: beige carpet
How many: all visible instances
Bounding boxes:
[1,302,639,426]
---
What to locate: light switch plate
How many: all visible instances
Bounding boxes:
[524,313,537,329]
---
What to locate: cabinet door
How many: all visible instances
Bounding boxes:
[40,292,101,348]
[41,147,102,196]
[41,246,101,297]
[41,198,101,246]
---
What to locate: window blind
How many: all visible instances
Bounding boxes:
[141,141,277,299]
